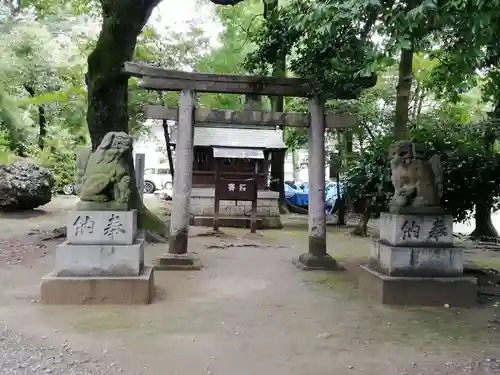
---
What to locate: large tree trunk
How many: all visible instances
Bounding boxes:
[471,198,499,239]
[86,0,158,148]
[85,0,166,236]
[162,119,175,181]
[328,152,337,179]
[394,48,414,140]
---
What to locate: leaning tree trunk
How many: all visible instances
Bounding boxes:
[471,198,499,239]
[270,151,287,213]
[264,0,288,214]
[334,130,346,225]
[86,0,166,236]
[24,83,46,150]
[351,198,371,236]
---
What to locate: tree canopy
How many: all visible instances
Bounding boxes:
[3,0,500,238]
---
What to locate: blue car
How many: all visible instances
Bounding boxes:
[285,180,344,214]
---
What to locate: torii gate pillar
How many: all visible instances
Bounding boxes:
[293,96,342,271]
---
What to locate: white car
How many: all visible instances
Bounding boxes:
[61,165,173,196]
[143,166,173,194]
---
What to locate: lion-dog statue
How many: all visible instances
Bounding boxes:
[75,132,133,204]
[389,140,443,213]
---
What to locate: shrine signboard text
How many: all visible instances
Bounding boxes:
[216,178,256,201]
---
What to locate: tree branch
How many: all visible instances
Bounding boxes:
[209,0,246,5]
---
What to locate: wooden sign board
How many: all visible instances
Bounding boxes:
[214,175,258,233]
[216,178,256,201]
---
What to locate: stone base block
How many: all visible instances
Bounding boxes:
[370,240,463,277]
[380,212,453,247]
[67,209,137,245]
[40,266,155,305]
[358,265,477,307]
[190,216,283,229]
[154,253,202,271]
[55,235,145,277]
[293,253,344,271]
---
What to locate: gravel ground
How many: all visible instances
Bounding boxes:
[0,325,124,375]
[400,357,500,375]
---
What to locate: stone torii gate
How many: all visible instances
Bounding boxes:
[125,62,357,271]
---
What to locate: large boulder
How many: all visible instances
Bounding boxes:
[0,162,54,210]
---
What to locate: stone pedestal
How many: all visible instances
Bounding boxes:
[190,188,282,229]
[369,241,463,277]
[358,212,477,307]
[153,253,203,271]
[292,253,343,271]
[41,209,155,305]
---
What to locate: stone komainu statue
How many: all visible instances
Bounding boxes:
[389,140,443,212]
[75,132,133,204]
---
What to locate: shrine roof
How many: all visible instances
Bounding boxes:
[170,126,287,150]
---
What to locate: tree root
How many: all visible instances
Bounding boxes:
[145,230,168,243]
[285,201,308,215]
[350,226,368,236]
[279,203,290,214]
[138,205,168,238]
[40,226,66,241]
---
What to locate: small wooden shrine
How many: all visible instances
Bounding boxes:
[170,124,286,229]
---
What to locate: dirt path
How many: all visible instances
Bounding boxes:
[0,200,499,374]
[0,196,76,236]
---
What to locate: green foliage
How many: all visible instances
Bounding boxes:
[0,87,30,155]
[344,135,394,213]
[345,119,500,222]
[34,136,77,193]
[428,1,500,107]
[0,0,210,188]
[131,22,211,130]
[245,0,377,96]
[0,132,14,163]
[196,1,263,110]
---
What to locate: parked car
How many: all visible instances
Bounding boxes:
[61,165,173,196]
[62,183,75,195]
[143,165,173,194]
[284,179,345,214]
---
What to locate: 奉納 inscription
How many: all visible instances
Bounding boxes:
[401,220,420,240]
[104,213,126,238]
[427,217,448,241]
[73,215,95,236]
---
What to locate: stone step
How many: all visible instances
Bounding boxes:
[191,216,263,229]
